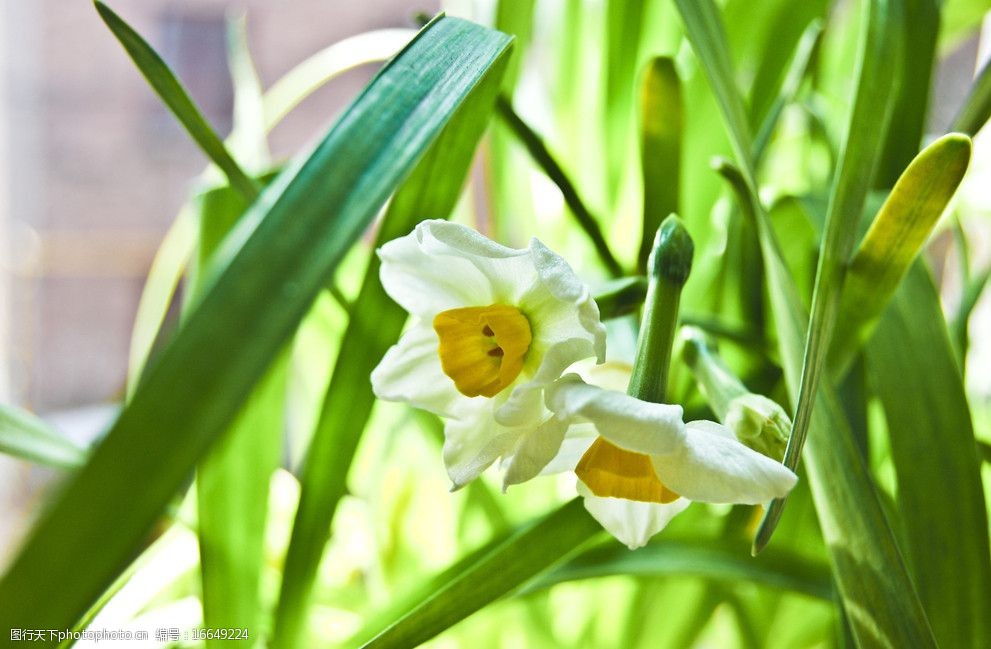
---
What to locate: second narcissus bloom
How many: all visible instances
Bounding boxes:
[371,220,606,489]
[545,373,798,549]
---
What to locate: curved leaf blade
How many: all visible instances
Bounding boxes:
[866,262,991,649]
[271,39,512,648]
[524,539,834,601]
[94,1,259,200]
[0,404,86,470]
[830,133,972,376]
[353,499,602,649]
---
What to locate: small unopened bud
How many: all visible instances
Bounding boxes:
[725,394,791,462]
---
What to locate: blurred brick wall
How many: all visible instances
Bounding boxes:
[0,0,437,412]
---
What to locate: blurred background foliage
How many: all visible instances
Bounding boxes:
[1,0,991,647]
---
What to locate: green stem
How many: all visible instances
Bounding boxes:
[681,328,749,420]
[628,216,694,403]
[495,96,624,277]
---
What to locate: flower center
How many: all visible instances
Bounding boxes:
[576,437,680,504]
[433,304,532,398]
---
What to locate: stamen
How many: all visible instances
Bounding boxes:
[576,438,679,504]
[434,304,532,398]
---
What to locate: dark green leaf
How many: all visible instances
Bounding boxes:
[94,1,259,200]
[353,499,602,649]
[270,33,512,649]
[524,538,834,601]
[866,262,991,649]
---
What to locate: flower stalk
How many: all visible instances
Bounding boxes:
[627,215,694,403]
[682,327,790,461]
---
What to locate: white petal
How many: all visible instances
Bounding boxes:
[650,420,798,504]
[578,481,690,549]
[443,409,522,489]
[495,340,594,427]
[417,220,538,304]
[501,416,568,487]
[539,422,597,475]
[378,221,494,318]
[522,239,606,363]
[545,375,686,455]
[370,324,465,418]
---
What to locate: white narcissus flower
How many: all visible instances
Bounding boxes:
[371,220,606,489]
[545,373,798,549]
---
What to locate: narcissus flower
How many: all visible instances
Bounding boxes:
[371,220,606,489]
[545,374,798,548]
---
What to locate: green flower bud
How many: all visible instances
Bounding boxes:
[725,394,791,462]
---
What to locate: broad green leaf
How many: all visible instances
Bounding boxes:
[677,2,937,645]
[271,34,512,649]
[189,184,286,647]
[951,56,991,136]
[866,262,991,649]
[604,0,648,207]
[829,133,972,376]
[746,3,827,136]
[673,0,755,177]
[94,1,259,200]
[0,404,86,470]
[638,57,682,273]
[875,0,938,188]
[524,538,833,601]
[752,19,822,161]
[352,499,602,649]
[488,0,538,243]
[0,16,513,634]
[197,356,286,647]
[780,0,902,507]
[718,149,938,649]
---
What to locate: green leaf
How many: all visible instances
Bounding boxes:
[829,133,972,376]
[189,184,286,647]
[125,204,197,397]
[875,0,939,188]
[676,2,937,645]
[353,499,602,649]
[496,97,624,277]
[0,404,86,470]
[952,55,991,136]
[673,0,755,177]
[638,57,683,273]
[262,29,415,131]
[524,538,834,601]
[197,356,286,647]
[604,0,649,206]
[225,13,270,172]
[866,262,991,649]
[781,0,902,504]
[0,16,513,634]
[271,35,512,648]
[94,1,260,200]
